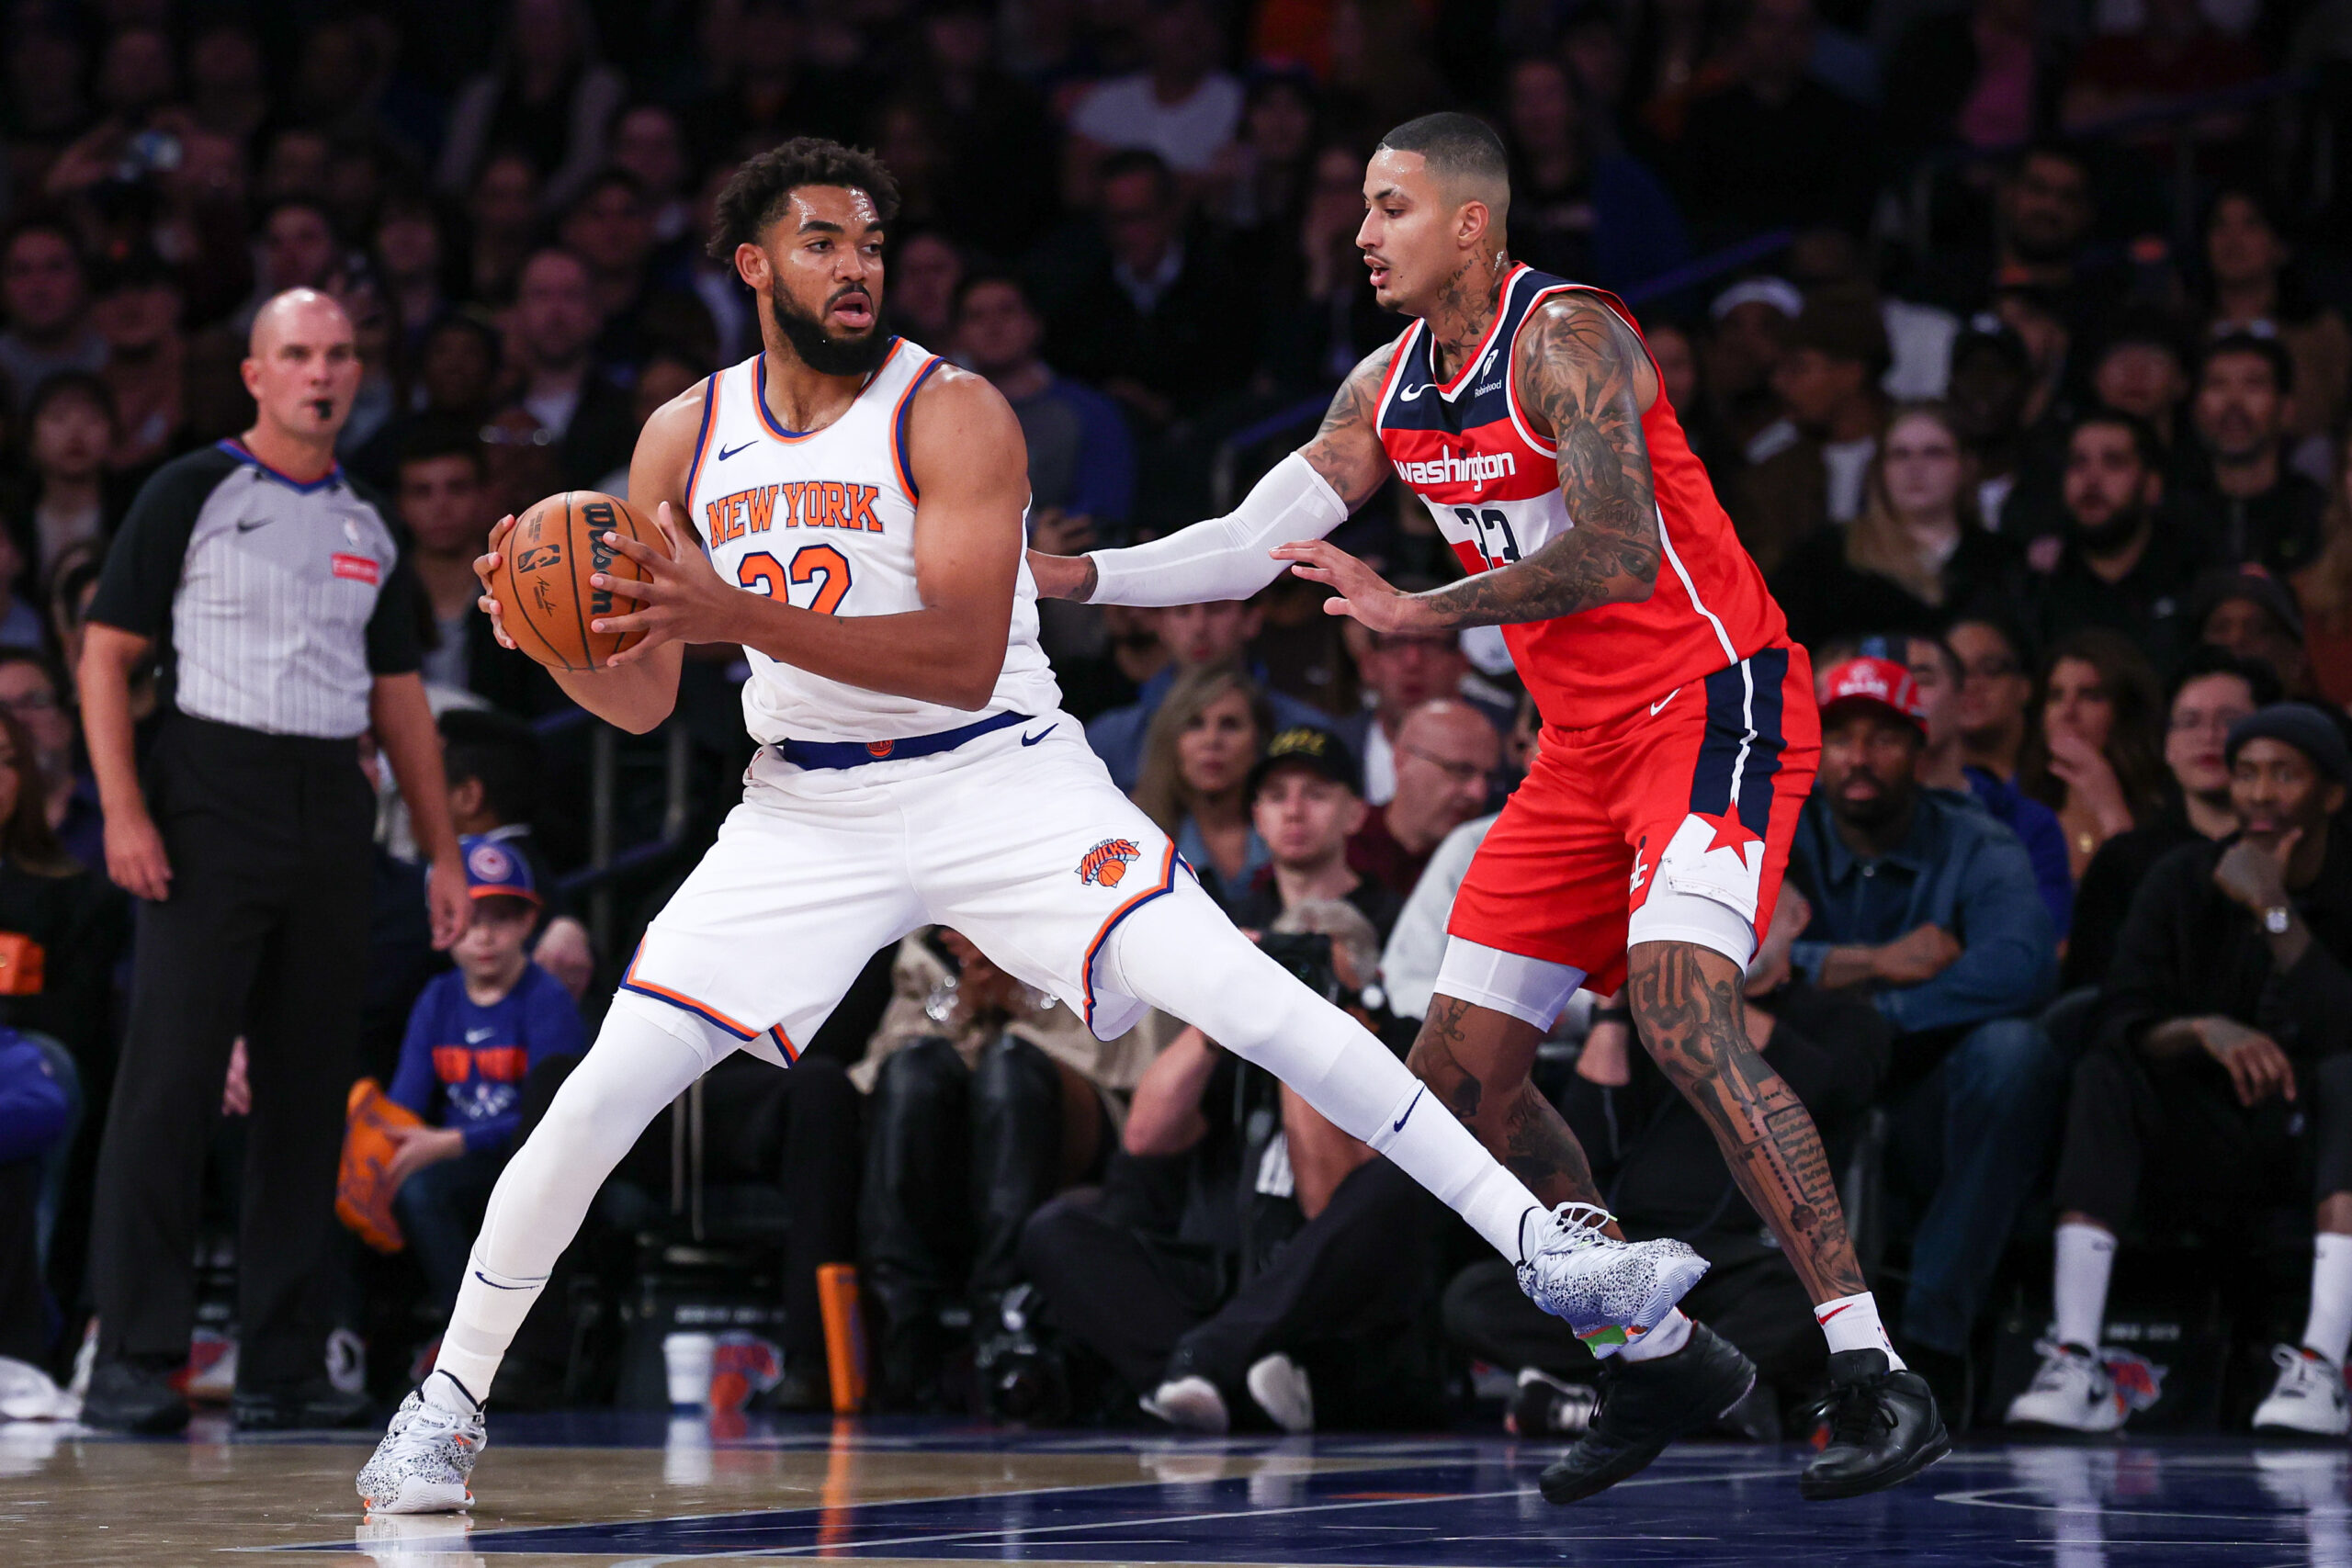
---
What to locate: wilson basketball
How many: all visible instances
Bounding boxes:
[492,491,655,671]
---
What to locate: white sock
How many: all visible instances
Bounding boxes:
[1815,1291,1904,1368]
[1104,887,1544,1260]
[421,1368,480,1415]
[1618,1308,1694,1363]
[2052,1222,2117,1353]
[432,993,719,1399]
[2303,1233,2352,1364]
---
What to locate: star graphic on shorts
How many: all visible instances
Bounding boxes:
[1695,809,1765,857]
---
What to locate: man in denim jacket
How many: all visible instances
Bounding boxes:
[1788,656,2060,1414]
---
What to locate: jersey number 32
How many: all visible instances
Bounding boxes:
[739,545,851,615]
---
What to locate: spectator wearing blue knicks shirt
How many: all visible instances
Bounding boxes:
[386,837,584,1312]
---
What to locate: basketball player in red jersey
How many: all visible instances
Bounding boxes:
[1031,115,1945,1500]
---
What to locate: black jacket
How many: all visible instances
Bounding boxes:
[2097,828,2352,1062]
[1770,522,2018,649]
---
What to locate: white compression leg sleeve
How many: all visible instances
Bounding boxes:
[433,993,722,1398]
[1085,452,1348,607]
[1100,882,1543,1261]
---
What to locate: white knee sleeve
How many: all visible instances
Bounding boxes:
[1433,939,1586,1032]
[1626,886,1758,969]
[435,993,722,1397]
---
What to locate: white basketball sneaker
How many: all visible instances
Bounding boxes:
[356,1373,486,1514]
[1246,1353,1314,1434]
[2007,1341,2125,1433]
[2254,1346,2351,1438]
[1514,1204,1709,1359]
[1140,1375,1229,1433]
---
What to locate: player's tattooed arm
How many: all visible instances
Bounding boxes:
[1277,299,1658,633]
[1418,297,1659,626]
[1298,339,1402,510]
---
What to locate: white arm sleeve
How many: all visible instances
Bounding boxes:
[1085,451,1350,607]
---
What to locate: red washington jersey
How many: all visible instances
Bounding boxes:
[1373,263,1786,730]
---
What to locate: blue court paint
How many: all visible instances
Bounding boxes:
[289,1427,2352,1565]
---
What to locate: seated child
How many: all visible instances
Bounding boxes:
[386,837,584,1309]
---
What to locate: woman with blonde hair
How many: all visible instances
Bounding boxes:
[1132,665,1275,911]
[1770,401,2019,648]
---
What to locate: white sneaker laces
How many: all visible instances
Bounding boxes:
[2028,1338,2090,1391]
[1547,1202,1619,1246]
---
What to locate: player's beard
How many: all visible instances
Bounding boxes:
[770,287,891,378]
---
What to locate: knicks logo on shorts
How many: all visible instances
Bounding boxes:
[1076,838,1142,887]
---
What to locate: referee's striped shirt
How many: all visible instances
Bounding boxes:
[87,440,423,738]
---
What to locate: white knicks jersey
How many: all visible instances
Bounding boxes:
[683,340,1062,745]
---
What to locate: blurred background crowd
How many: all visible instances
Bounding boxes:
[6,0,2352,1441]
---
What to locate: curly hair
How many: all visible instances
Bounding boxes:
[707,138,901,262]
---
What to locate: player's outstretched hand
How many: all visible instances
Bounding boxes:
[475,514,519,651]
[1272,539,1434,634]
[593,502,740,666]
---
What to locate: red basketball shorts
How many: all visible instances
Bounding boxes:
[1447,643,1818,998]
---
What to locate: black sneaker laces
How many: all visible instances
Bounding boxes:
[1815,1376,1897,1449]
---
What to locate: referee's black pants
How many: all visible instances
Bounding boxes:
[89,715,374,1391]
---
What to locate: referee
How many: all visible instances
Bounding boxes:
[77,289,468,1433]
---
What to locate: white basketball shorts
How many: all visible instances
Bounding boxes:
[620,712,1180,1063]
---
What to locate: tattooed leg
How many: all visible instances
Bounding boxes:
[1624,940,1868,1303]
[1407,995,1613,1224]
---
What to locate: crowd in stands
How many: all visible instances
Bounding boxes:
[6,0,2352,1440]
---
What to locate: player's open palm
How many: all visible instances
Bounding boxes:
[594,503,739,664]
[2198,1016,2297,1106]
[1273,540,1426,633]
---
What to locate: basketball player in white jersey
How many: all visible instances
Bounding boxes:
[356,139,1706,1514]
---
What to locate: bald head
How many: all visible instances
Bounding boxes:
[1389,699,1500,852]
[248,287,351,355]
[241,288,360,454]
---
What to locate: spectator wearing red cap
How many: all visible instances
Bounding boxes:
[1787,655,2060,1408]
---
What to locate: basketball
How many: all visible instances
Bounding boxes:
[491,491,656,672]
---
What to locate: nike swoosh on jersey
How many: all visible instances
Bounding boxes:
[1393,1085,1425,1132]
[1396,383,1428,401]
[235,518,271,533]
[1020,725,1057,746]
[717,441,753,461]
[1650,687,1682,716]
[465,1028,494,1043]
